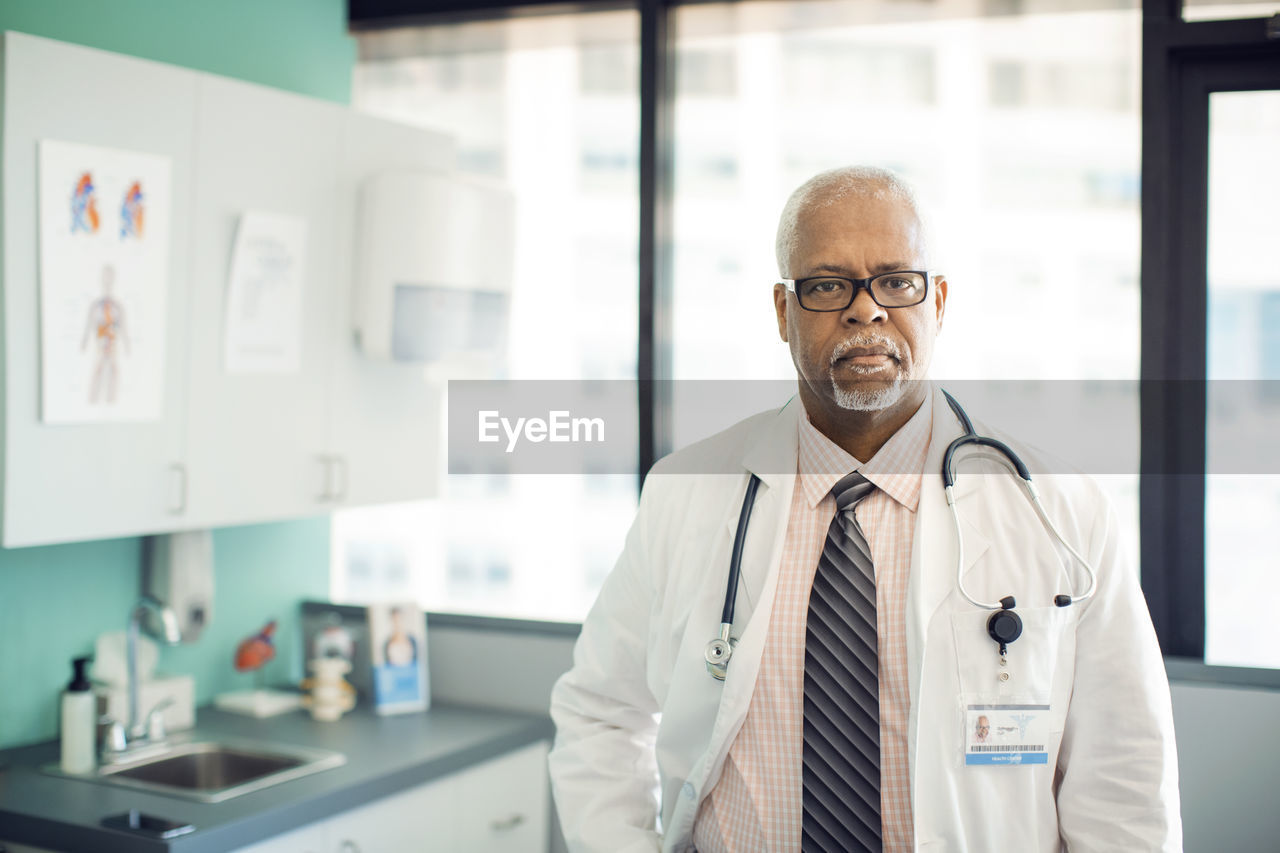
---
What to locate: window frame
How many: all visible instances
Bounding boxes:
[1139,0,1280,664]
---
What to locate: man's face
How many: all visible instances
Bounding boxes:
[773,195,946,417]
[976,716,990,740]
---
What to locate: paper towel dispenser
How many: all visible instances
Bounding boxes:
[143,531,214,642]
[352,171,515,366]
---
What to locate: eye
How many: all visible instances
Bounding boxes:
[803,277,848,294]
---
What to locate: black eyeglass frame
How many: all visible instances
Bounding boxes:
[779,270,934,312]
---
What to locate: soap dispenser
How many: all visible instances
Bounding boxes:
[60,656,95,774]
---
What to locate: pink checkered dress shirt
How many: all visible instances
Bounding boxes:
[692,394,933,852]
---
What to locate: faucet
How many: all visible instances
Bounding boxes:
[126,595,181,741]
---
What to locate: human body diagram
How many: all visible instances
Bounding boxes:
[80,265,130,404]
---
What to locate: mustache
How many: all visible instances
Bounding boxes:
[829,335,903,366]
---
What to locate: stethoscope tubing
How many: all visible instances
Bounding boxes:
[708,390,1100,679]
[941,389,1099,610]
[720,474,761,635]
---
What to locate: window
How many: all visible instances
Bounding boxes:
[669,0,1141,543]
[1204,90,1280,669]
[343,0,1280,672]
[334,11,640,622]
[1182,0,1280,20]
[1140,9,1280,670]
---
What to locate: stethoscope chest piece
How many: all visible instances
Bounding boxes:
[705,635,737,681]
[986,595,1023,659]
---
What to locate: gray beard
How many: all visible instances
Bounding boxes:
[831,375,907,411]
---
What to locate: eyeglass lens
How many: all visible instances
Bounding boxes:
[797,272,927,310]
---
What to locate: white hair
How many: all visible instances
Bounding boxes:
[775,166,929,278]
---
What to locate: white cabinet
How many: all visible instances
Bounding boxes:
[452,740,551,853]
[235,820,330,853]
[0,33,453,546]
[182,75,342,528]
[324,764,460,851]
[322,116,451,509]
[234,741,550,853]
[0,33,195,547]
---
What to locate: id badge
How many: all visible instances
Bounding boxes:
[964,703,1051,766]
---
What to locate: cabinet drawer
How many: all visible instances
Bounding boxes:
[234,820,329,853]
[453,741,550,853]
[326,772,457,851]
[229,740,548,853]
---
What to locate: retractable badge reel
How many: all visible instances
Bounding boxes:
[987,596,1023,671]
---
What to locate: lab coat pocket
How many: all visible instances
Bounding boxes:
[950,605,1074,705]
[950,606,1076,774]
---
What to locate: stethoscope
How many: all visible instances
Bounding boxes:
[704,390,1099,681]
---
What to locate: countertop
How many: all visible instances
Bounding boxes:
[0,703,554,853]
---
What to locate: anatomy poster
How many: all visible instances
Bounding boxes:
[38,139,171,423]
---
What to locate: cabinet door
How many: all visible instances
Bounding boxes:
[230,742,547,853]
[453,741,550,853]
[182,75,341,527]
[0,33,194,547]
[323,115,454,508]
[325,773,458,852]
[233,819,330,853]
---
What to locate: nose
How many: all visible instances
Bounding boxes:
[841,284,888,325]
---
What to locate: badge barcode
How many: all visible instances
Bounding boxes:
[971,745,1044,752]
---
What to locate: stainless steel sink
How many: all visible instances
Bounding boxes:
[47,739,346,802]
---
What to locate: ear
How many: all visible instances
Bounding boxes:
[773,283,789,342]
[932,274,948,333]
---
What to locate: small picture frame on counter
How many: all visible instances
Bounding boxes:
[301,602,371,703]
[367,603,430,715]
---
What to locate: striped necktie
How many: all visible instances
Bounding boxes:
[802,470,881,851]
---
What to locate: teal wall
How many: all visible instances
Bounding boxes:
[0,0,356,749]
[0,0,355,103]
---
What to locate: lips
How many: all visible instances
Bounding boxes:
[829,336,904,376]
[838,347,893,360]
[834,348,899,369]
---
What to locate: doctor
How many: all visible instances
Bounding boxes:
[548,166,1181,852]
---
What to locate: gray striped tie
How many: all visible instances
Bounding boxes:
[802,471,881,852]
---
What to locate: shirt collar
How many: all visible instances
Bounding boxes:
[797,391,933,512]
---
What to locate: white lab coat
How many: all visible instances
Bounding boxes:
[549,386,1182,852]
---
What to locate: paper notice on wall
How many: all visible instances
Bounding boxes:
[223,212,307,374]
[37,139,172,423]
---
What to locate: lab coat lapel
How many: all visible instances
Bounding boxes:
[907,386,991,705]
[680,402,799,806]
[728,398,801,612]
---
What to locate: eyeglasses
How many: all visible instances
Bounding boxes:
[780,271,932,312]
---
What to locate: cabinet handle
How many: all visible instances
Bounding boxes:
[491,813,526,832]
[316,455,332,502]
[332,455,348,501]
[168,463,187,514]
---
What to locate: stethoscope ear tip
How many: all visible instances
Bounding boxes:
[1054,594,1073,607]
